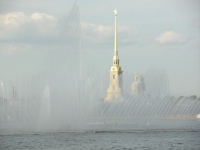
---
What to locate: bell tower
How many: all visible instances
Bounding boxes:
[104,9,123,102]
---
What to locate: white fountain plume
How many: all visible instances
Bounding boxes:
[38,84,51,131]
[0,81,4,120]
[0,4,200,133]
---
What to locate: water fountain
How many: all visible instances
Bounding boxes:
[0,3,199,133]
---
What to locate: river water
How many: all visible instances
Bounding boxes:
[0,130,200,150]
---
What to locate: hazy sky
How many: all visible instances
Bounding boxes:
[0,0,199,96]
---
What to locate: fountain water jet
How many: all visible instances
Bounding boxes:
[0,3,200,133]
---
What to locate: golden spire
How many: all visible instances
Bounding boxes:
[104,8,123,102]
[114,8,118,56]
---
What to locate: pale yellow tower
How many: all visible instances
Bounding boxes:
[104,9,123,102]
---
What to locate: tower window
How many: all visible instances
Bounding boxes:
[113,75,115,79]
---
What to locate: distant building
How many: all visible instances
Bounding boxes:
[143,70,169,97]
[132,73,145,95]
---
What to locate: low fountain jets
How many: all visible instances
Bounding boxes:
[0,4,199,132]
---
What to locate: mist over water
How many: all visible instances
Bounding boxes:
[0,3,200,133]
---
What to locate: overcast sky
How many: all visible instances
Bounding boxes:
[0,0,199,96]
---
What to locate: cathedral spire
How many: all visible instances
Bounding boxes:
[114,9,118,56]
[104,9,123,102]
[113,9,119,66]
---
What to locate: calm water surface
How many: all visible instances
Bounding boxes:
[0,130,200,150]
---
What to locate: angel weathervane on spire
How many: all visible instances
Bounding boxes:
[114,9,117,16]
